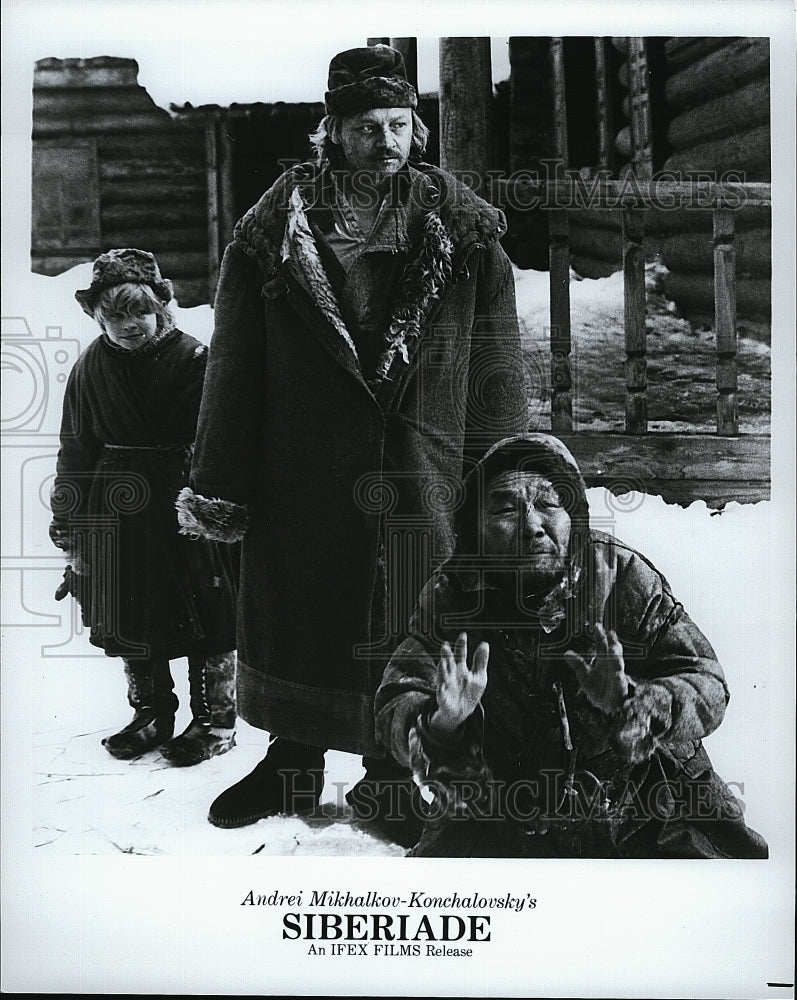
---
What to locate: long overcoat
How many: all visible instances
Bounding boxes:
[50,329,237,660]
[179,161,528,756]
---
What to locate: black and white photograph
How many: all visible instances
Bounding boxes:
[2,0,794,995]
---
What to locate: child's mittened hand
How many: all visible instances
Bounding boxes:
[54,566,78,601]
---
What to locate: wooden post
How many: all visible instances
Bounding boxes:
[550,37,569,167]
[627,37,653,179]
[439,37,492,182]
[216,111,237,257]
[714,209,739,435]
[547,38,572,431]
[389,37,418,91]
[204,110,237,301]
[549,210,573,432]
[548,38,572,432]
[205,112,220,299]
[623,206,648,434]
[594,38,615,172]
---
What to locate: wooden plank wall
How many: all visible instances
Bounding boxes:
[659,37,771,328]
[516,37,772,337]
[31,57,209,306]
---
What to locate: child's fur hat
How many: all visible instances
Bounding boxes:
[75,248,173,316]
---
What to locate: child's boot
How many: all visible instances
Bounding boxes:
[161,650,237,766]
[102,657,177,759]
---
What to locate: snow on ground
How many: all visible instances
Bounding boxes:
[30,661,405,858]
[14,489,772,857]
[2,262,777,857]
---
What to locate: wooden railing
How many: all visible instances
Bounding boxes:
[491,176,772,506]
[429,33,771,507]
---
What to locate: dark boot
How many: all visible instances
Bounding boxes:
[102,657,177,760]
[208,737,326,829]
[346,753,425,849]
[161,651,237,767]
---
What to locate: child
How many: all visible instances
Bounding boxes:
[50,248,238,767]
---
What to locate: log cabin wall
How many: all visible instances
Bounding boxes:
[508,37,771,339]
[30,54,441,306]
[32,43,770,330]
[31,57,209,306]
[659,37,771,333]
[173,100,328,294]
[176,93,441,271]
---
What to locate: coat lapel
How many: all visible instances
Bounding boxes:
[279,261,368,387]
[281,186,363,375]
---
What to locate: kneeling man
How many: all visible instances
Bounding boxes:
[375,434,768,858]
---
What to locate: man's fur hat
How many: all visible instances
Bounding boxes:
[325,44,417,116]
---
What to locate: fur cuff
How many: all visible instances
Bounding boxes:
[175,487,250,543]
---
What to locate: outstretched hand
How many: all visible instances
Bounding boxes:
[563,624,629,715]
[429,632,489,736]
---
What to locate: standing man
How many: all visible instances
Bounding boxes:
[177,44,528,837]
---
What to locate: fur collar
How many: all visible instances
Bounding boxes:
[233,163,507,386]
[373,210,452,382]
[281,186,361,363]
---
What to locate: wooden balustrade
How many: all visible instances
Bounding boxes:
[548,209,573,433]
[622,206,647,434]
[433,35,770,506]
[713,210,739,435]
[492,176,770,443]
